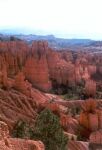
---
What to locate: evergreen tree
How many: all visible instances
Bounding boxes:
[31,108,68,150]
[12,120,30,138]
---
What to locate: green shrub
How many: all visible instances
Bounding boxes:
[31,109,68,150]
[12,120,30,138]
[12,109,68,150]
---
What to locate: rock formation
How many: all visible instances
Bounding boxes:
[85,80,96,97]
[60,114,79,134]
[89,129,102,144]
[79,99,102,138]
[79,99,97,131]
[68,141,89,150]
[0,40,101,95]
[0,88,51,129]
[14,72,32,97]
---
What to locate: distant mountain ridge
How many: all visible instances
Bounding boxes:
[0,33,96,49]
[0,29,102,50]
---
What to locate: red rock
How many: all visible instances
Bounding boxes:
[24,41,52,92]
[0,40,100,94]
[0,40,101,149]
[79,99,97,130]
[80,112,99,132]
[47,50,76,86]
[88,65,96,75]
[68,141,89,150]
[14,72,32,97]
[0,88,51,129]
[46,103,60,116]
[9,139,45,150]
[79,99,102,134]
[0,121,45,150]
[97,110,102,129]
[0,41,28,77]
[75,58,90,83]
[81,99,97,112]
[60,114,79,134]
[85,80,96,97]
[90,130,102,144]
[24,57,51,92]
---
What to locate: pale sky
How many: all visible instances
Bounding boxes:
[0,0,102,39]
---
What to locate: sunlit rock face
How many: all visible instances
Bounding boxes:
[79,99,102,139]
[47,49,76,87]
[0,41,51,92]
[85,80,96,97]
[68,141,89,150]
[0,41,28,77]
[89,130,102,144]
[0,40,101,94]
[24,45,51,91]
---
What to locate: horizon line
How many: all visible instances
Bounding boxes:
[0,27,102,41]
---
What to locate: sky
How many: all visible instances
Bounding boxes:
[0,0,102,39]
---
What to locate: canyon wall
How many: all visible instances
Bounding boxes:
[0,40,101,94]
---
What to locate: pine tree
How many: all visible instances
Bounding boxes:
[12,120,30,138]
[31,108,68,150]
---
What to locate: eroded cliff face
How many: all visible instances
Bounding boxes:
[0,87,51,130]
[24,45,51,92]
[0,40,100,94]
[0,41,28,77]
